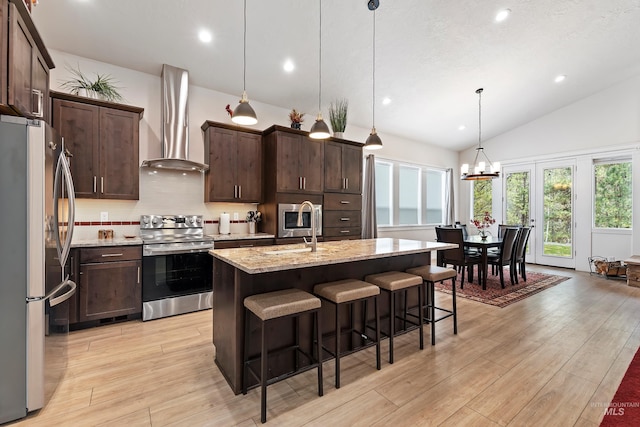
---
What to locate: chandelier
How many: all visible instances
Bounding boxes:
[461,88,499,180]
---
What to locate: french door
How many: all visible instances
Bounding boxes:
[503,160,575,268]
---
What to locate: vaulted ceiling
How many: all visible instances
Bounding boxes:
[32,0,640,151]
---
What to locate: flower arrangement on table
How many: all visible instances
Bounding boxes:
[471,212,495,239]
[289,109,304,129]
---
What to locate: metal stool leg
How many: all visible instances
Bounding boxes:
[430,281,436,345]
[452,277,458,335]
[243,309,250,395]
[389,291,395,364]
[260,318,267,424]
[375,296,381,370]
[335,301,341,388]
[316,310,323,397]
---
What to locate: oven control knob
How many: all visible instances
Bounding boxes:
[142,217,149,224]
[152,217,161,225]
[195,217,202,225]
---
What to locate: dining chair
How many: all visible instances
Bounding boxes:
[511,226,532,283]
[487,227,519,288]
[498,224,520,238]
[435,227,483,289]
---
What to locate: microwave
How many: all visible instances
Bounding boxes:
[278,204,322,238]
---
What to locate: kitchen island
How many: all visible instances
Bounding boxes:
[210,238,455,394]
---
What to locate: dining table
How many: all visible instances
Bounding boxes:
[464,235,502,290]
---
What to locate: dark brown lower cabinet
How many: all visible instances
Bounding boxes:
[78,246,141,322]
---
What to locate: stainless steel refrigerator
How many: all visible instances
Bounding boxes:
[0,115,76,424]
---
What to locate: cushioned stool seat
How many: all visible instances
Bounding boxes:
[406,265,458,345]
[243,289,323,423]
[364,271,423,363]
[314,279,381,388]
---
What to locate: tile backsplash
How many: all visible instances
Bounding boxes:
[71,168,258,240]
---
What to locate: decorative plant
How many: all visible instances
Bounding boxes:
[59,65,124,102]
[288,109,305,124]
[471,211,496,237]
[329,98,348,133]
[246,211,262,223]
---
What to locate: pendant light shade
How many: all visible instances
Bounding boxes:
[461,88,499,180]
[364,7,382,150]
[232,0,257,125]
[309,0,329,139]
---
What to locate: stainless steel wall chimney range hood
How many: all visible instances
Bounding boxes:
[140,64,209,172]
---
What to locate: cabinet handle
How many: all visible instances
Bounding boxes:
[101,253,123,258]
[345,178,349,189]
[340,230,350,234]
[101,177,104,194]
[303,177,306,190]
[239,244,254,248]
[32,89,44,118]
[299,176,303,190]
[238,185,242,199]
[233,185,237,198]
[93,176,97,193]
[137,266,140,284]
[340,200,350,204]
[340,217,350,221]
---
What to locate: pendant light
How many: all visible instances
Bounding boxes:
[461,88,499,180]
[364,6,382,150]
[309,0,330,139]
[232,0,257,125]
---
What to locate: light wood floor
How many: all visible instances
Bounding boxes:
[10,266,640,426]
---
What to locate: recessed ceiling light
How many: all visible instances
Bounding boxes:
[198,29,212,43]
[283,59,295,73]
[382,97,391,105]
[495,9,511,22]
[554,74,567,83]
[458,125,466,131]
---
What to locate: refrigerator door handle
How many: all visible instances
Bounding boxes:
[48,279,76,307]
[53,153,76,268]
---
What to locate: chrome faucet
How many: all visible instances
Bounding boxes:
[297,200,317,252]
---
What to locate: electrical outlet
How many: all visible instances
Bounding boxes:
[100,211,108,222]
[233,212,239,221]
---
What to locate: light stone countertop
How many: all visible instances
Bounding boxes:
[71,237,143,248]
[209,238,457,274]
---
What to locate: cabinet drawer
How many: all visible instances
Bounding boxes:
[324,211,362,228]
[214,239,275,249]
[323,226,362,238]
[79,246,141,263]
[324,193,362,211]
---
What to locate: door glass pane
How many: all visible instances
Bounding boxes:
[398,165,419,225]
[506,171,530,226]
[375,162,392,225]
[473,180,492,218]
[594,161,632,228]
[543,167,572,257]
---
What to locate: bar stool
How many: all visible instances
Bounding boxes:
[406,265,458,345]
[243,289,323,424]
[364,271,423,363]
[314,279,381,388]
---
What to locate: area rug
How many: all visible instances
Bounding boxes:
[600,346,640,426]
[434,265,569,308]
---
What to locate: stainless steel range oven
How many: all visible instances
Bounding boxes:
[140,215,214,321]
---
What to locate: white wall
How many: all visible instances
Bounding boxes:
[459,74,640,271]
[50,50,460,241]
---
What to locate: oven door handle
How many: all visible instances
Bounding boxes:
[143,246,214,256]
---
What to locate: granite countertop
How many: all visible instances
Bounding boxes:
[210,233,275,241]
[71,237,143,248]
[209,238,457,274]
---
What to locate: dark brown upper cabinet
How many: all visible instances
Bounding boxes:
[202,121,263,203]
[51,91,144,200]
[263,126,324,195]
[1,0,54,121]
[324,140,363,194]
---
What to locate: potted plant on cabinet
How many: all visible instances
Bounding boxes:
[60,65,124,103]
[289,109,304,130]
[329,98,348,138]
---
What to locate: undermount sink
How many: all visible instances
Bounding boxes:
[262,247,325,255]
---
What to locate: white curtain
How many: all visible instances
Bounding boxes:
[445,168,455,225]
[362,154,377,238]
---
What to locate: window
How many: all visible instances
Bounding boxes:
[594,160,632,229]
[375,161,392,226]
[374,159,446,226]
[472,180,492,220]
